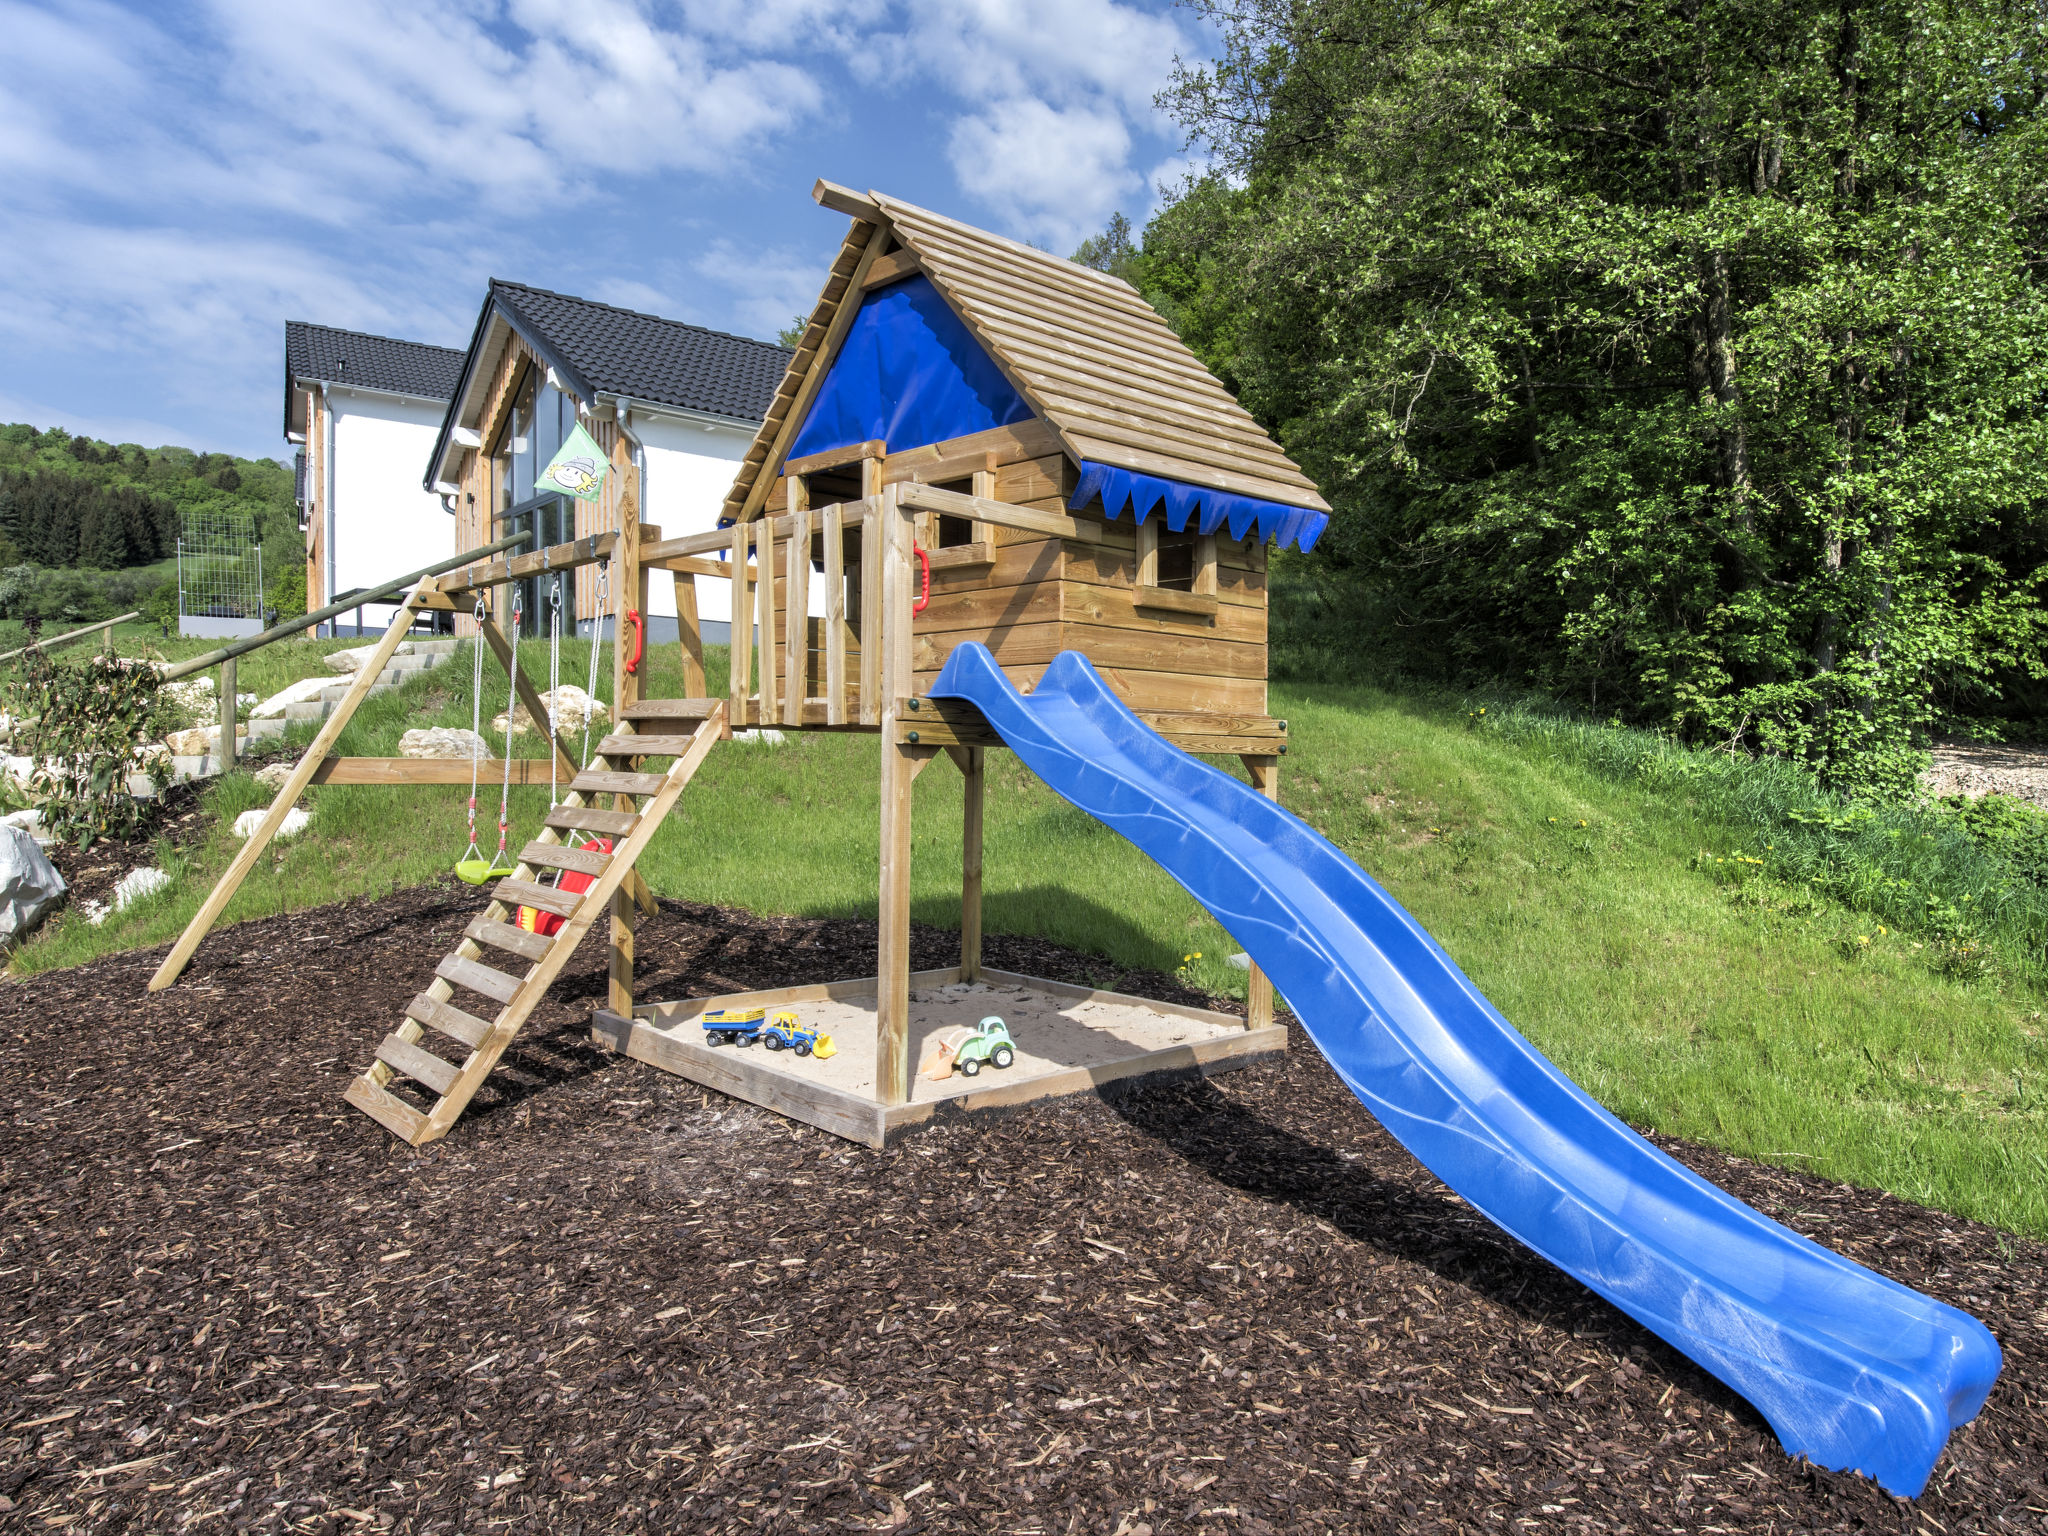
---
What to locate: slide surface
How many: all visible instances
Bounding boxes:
[932,643,2002,1497]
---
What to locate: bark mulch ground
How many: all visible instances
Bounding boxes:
[1,884,2042,1535]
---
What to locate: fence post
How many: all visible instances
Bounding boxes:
[219,655,238,772]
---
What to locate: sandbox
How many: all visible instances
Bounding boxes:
[592,967,1286,1146]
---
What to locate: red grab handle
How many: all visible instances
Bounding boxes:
[913,545,931,614]
[624,608,645,674]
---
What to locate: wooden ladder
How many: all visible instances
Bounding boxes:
[344,706,726,1146]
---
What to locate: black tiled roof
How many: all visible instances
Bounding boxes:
[284,322,464,436]
[488,280,790,424]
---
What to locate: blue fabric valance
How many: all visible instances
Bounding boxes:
[787,274,1034,462]
[1068,461,1328,553]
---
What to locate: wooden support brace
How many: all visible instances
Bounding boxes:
[150,595,425,990]
[1242,754,1279,1031]
[875,484,916,1106]
[958,743,984,981]
[824,503,847,726]
[784,481,809,729]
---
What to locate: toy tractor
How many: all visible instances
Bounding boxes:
[761,1010,836,1059]
[919,1016,1017,1080]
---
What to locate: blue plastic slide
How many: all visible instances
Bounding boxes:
[931,643,2002,1497]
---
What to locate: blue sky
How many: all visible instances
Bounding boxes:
[0,0,1212,460]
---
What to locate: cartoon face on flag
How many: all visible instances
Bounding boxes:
[536,423,610,501]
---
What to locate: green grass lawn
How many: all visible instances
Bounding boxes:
[15,635,2047,1236]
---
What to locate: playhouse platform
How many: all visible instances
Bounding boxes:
[592,968,1286,1146]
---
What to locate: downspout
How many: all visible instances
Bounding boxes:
[322,383,337,639]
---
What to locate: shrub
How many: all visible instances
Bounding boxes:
[7,631,173,848]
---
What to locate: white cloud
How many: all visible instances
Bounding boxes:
[691,240,833,341]
[947,98,1141,251]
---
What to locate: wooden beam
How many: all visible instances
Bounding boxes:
[149,597,424,991]
[729,520,751,730]
[219,655,238,772]
[435,532,617,597]
[859,464,883,726]
[861,247,921,289]
[304,756,558,785]
[739,221,892,524]
[876,484,915,1107]
[783,480,809,729]
[1242,755,1279,1033]
[784,439,886,479]
[823,502,847,726]
[959,743,984,981]
[645,553,743,581]
[813,178,883,221]
[897,481,1108,545]
[610,483,645,1018]
[754,513,778,721]
[674,569,706,697]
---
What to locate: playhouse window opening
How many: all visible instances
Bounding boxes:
[804,468,862,505]
[1155,528,1198,591]
[930,477,977,548]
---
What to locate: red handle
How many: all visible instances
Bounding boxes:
[913,546,930,614]
[624,608,645,674]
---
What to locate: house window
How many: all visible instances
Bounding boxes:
[490,364,580,635]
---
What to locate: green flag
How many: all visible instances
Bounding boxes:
[536,422,609,502]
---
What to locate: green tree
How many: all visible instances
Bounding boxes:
[1152,0,2048,791]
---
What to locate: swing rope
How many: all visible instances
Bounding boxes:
[459,596,488,870]
[547,568,563,812]
[491,587,523,877]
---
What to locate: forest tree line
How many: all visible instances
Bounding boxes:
[1088,0,2048,791]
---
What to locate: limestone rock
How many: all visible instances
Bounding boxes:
[490,686,607,739]
[254,763,294,791]
[326,641,414,674]
[234,807,311,841]
[250,676,337,719]
[112,865,170,911]
[400,727,488,760]
[165,726,248,756]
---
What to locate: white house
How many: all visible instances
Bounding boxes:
[424,281,790,644]
[285,323,467,636]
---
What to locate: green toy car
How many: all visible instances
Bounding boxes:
[952,1016,1016,1077]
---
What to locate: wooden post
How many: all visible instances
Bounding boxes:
[1242,754,1280,1031]
[783,479,809,728]
[609,492,644,1017]
[755,516,778,723]
[875,486,916,1106]
[729,520,752,728]
[218,655,237,772]
[971,459,997,548]
[1136,517,1160,586]
[960,744,984,981]
[150,596,423,990]
[858,456,884,726]
[674,571,705,697]
[823,503,847,726]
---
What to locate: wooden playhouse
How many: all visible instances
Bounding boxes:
[156,181,1335,1148]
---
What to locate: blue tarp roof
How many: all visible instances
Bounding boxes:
[781,271,1328,551]
[787,274,1032,461]
[1070,461,1329,553]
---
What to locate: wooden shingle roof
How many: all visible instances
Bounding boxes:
[721,186,1329,525]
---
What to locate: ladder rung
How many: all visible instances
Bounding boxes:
[569,769,668,797]
[491,878,583,918]
[519,840,609,877]
[544,805,636,838]
[406,989,493,1047]
[463,916,553,965]
[435,952,525,1005]
[622,699,722,721]
[377,1034,461,1096]
[596,733,700,758]
[345,1076,430,1142]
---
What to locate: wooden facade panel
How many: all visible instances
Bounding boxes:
[1061,579,1268,643]
[1060,545,1268,609]
[910,656,1268,716]
[912,620,1263,681]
